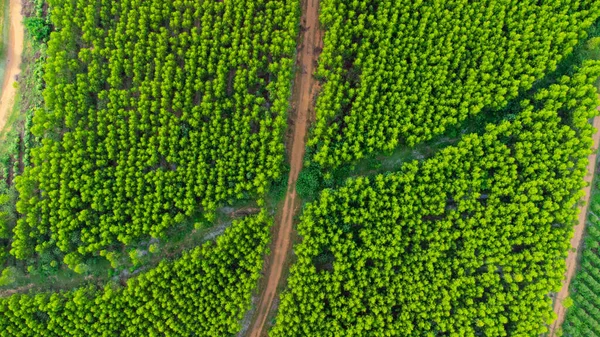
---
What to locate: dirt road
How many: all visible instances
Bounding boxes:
[0,0,23,134]
[549,115,600,336]
[246,0,322,336]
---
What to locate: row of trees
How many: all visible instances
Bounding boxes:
[272,63,600,336]
[0,0,46,284]
[0,212,271,336]
[11,0,298,269]
[308,0,600,167]
[563,184,600,336]
[0,194,9,268]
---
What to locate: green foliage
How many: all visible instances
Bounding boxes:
[563,296,574,309]
[563,179,600,335]
[0,194,10,267]
[0,194,9,239]
[588,36,600,51]
[272,64,600,336]
[72,263,88,275]
[104,251,119,269]
[23,17,50,42]
[0,212,271,336]
[308,0,600,168]
[128,249,144,267]
[0,267,16,287]
[13,0,299,268]
[296,164,323,200]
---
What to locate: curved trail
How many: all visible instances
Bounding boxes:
[247,0,322,336]
[549,115,600,336]
[0,0,23,134]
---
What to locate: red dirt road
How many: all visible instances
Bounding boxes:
[246,0,322,336]
[0,0,24,134]
[549,115,600,336]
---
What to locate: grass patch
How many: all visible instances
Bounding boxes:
[265,163,290,210]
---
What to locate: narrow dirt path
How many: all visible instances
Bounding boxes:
[246,0,322,336]
[549,115,600,336]
[0,0,23,134]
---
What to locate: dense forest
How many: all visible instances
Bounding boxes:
[0,213,271,336]
[564,184,600,335]
[308,0,600,167]
[9,0,298,270]
[2,0,600,335]
[272,64,600,336]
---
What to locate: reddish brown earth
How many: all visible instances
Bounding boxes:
[0,0,24,134]
[246,0,322,336]
[549,115,600,336]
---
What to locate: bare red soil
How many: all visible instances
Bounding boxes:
[246,0,322,336]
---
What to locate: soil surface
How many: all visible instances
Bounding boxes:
[0,0,23,134]
[549,115,600,336]
[246,0,322,336]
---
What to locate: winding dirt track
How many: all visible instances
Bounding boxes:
[0,0,23,134]
[247,0,322,336]
[549,115,600,336]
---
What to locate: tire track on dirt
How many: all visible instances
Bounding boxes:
[246,0,322,336]
[0,0,23,134]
